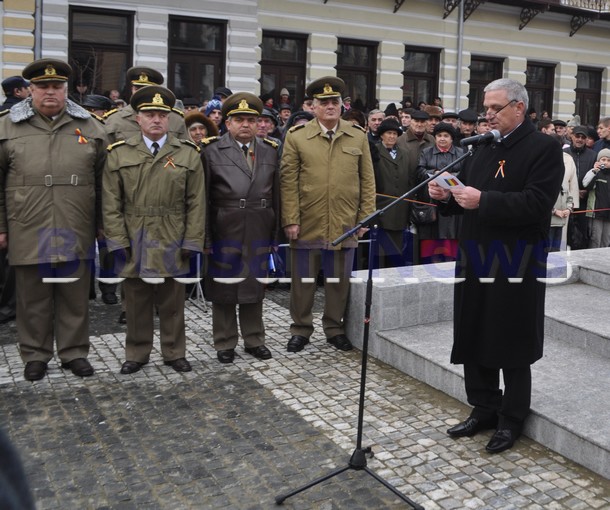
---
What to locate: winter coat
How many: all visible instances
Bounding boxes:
[102,135,205,277]
[441,119,563,368]
[104,105,187,143]
[280,119,376,250]
[416,143,465,240]
[202,134,280,304]
[373,142,413,231]
[0,98,107,265]
[550,153,578,227]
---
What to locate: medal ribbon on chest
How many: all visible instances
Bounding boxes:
[75,128,88,144]
[495,159,505,178]
[164,156,176,168]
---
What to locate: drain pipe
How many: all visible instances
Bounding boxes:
[34,0,43,59]
[454,0,465,111]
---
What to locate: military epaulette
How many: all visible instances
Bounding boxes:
[91,112,105,124]
[172,107,185,117]
[288,124,306,133]
[202,136,219,146]
[106,140,126,152]
[263,138,278,149]
[102,108,118,119]
[180,139,201,152]
[0,109,10,118]
[352,124,366,132]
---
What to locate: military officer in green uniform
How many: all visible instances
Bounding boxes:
[280,76,376,353]
[0,58,108,381]
[103,86,205,374]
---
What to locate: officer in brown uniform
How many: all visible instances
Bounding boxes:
[0,58,107,381]
[103,86,205,374]
[280,76,376,353]
[202,92,279,364]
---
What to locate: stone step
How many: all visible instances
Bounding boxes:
[373,321,610,480]
[545,282,610,358]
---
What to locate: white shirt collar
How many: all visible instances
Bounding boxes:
[143,134,167,152]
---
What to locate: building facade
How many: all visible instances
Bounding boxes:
[1,0,609,124]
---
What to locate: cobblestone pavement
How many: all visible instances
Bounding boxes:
[0,287,609,510]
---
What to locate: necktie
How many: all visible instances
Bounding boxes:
[151,142,159,156]
[242,144,249,158]
[327,130,334,141]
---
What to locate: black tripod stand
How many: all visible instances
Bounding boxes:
[275,147,477,508]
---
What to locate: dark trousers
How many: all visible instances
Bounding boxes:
[464,363,532,433]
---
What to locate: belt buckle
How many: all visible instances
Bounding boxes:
[239,199,246,209]
[44,175,53,187]
[260,199,267,208]
[70,174,79,186]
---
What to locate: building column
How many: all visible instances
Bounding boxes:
[2,0,35,82]
[554,62,578,122]
[308,33,337,82]
[377,40,404,110]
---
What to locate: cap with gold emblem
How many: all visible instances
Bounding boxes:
[221,92,263,118]
[305,76,345,100]
[126,66,164,87]
[22,59,72,83]
[130,85,176,112]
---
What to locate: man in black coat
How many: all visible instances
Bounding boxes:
[429,79,563,454]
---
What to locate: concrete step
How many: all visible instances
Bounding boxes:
[374,321,610,480]
[545,282,610,358]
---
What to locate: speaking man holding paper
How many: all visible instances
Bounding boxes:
[428,79,563,453]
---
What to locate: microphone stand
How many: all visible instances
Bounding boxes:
[275,145,478,507]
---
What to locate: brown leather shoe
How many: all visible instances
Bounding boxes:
[120,361,144,374]
[327,334,353,351]
[24,361,47,381]
[244,345,272,360]
[164,358,192,372]
[61,358,94,377]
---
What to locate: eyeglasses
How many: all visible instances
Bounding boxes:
[485,99,517,118]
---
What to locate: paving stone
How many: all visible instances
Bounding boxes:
[0,289,608,508]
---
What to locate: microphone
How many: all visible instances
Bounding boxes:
[460,129,501,147]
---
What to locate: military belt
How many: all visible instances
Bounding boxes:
[124,205,184,216]
[212,199,270,209]
[6,174,90,187]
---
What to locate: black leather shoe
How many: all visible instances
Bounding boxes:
[486,429,517,453]
[24,361,47,381]
[102,292,118,305]
[164,358,192,372]
[117,311,127,324]
[120,361,144,374]
[244,345,272,360]
[217,349,235,364]
[327,334,353,351]
[447,416,498,438]
[61,358,94,377]
[287,335,309,352]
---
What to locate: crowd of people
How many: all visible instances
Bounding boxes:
[0,59,608,455]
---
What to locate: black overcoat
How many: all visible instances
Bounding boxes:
[444,120,563,368]
[202,134,279,304]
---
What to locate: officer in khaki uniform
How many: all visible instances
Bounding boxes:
[202,92,280,364]
[103,67,188,315]
[103,86,205,374]
[280,76,376,353]
[0,59,108,381]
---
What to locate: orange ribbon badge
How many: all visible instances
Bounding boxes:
[164,156,176,168]
[495,160,505,178]
[75,128,88,144]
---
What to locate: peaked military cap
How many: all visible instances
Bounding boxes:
[306,76,345,100]
[130,85,175,112]
[23,59,72,83]
[81,94,114,112]
[221,92,263,117]
[126,66,164,86]
[2,76,29,94]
